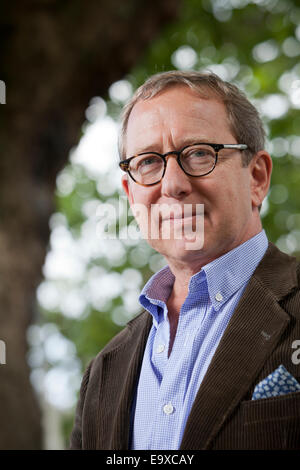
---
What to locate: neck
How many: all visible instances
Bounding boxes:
[165,224,263,300]
[168,263,198,300]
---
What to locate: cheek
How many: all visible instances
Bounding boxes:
[129,183,159,207]
[206,174,251,220]
[129,187,160,232]
[225,178,252,221]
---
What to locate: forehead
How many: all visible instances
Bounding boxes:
[125,85,234,154]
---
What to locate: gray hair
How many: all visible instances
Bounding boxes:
[118,70,265,166]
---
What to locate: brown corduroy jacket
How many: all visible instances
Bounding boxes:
[70,242,300,450]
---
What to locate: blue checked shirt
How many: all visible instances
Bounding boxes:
[130,230,269,450]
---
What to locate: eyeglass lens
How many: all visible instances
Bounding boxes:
[128,144,216,185]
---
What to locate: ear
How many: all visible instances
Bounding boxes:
[121,174,134,205]
[249,150,272,209]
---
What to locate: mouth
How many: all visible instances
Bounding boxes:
[161,210,206,222]
[163,214,200,222]
[148,203,206,227]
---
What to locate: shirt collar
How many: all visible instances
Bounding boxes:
[139,230,269,320]
[190,229,269,311]
[139,265,174,327]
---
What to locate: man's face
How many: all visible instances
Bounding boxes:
[122,85,266,267]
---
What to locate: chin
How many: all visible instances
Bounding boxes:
[157,238,206,261]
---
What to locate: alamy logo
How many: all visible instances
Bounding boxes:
[0,80,6,104]
[291,339,300,365]
[95,198,205,250]
[0,340,6,364]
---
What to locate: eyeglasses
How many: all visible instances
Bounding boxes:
[119,142,248,186]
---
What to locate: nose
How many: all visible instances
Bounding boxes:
[160,154,193,199]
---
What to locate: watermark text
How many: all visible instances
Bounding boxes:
[0,340,6,364]
[95,197,205,250]
[291,339,300,365]
[0,80,6,104]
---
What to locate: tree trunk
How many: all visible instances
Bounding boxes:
[0,0,180,449]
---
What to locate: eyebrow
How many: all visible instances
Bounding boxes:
[131,138,214,156]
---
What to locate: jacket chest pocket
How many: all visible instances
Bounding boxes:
[241,390,300,450]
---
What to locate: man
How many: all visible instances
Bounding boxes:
[70,71,300,450]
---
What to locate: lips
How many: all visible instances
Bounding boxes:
[161,208,205,222]
[148,203,205,224]
[164,213,198,221]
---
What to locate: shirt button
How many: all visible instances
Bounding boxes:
[215,292,223,302]
[156,344,165,353]
[163,403,174,415]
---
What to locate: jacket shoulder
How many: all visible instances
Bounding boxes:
[265,242,300,319]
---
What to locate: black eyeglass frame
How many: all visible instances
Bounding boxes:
[119,143,248,187]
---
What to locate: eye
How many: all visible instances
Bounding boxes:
[190,150,208,157]
[180,145,216,174]
[182,145,215,162]
[139,156,157,166]
[131,154,163,174]
[184,146,214,158]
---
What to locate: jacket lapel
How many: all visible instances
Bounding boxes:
[180,242,298,450]
[96,312,152,449]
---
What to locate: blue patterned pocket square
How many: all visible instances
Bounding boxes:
[252,364,300,400]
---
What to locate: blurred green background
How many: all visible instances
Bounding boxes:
[22,0,300,448]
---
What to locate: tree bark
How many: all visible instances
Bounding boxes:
[0,0,180,449]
